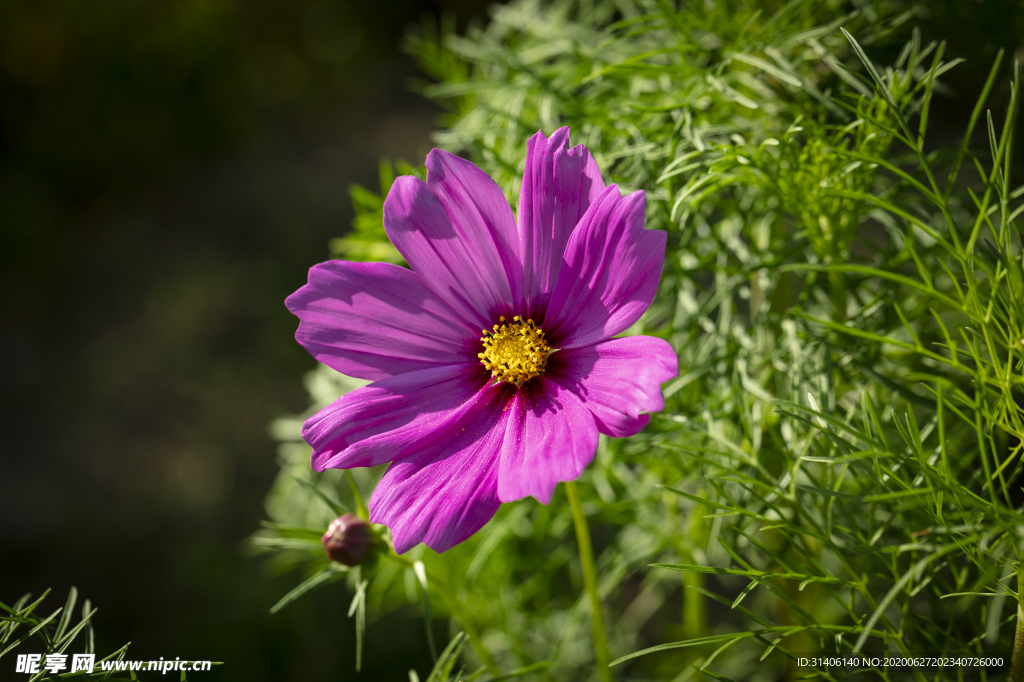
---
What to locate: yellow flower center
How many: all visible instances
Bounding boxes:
[478,316,550,387]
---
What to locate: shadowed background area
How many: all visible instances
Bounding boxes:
[0,0,487,679]
[1,0,1022,680]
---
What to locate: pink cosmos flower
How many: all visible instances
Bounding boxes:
[286,128,677,554]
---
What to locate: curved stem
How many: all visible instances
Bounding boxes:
[386,552,500,677]
[1012,605,1024,682]
[565,480,614,682]
[1012,561,1024,682]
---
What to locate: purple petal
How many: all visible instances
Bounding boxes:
[368,383,517,553]
[383,150,522,329]
[543,186,667,348]
[518,128,606,316]
[550,336,678,437]
[497,378,598,505]
[286,261,479,381]
[303,364,489,472]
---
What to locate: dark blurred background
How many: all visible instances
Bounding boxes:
[0,0,489,679]
[0,0,1021,680]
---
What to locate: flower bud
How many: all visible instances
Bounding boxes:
[321,514,375,566]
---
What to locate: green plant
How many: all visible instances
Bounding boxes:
[259,1,1023,679]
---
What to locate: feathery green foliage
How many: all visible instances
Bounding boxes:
[260,0,1023,679]
[0,588,135,681]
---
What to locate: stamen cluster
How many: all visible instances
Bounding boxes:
[478,316,550,387]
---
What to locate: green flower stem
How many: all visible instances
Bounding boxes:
[1011,604,1024,682]
[565,480,614,682]
[386,552,501,677]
